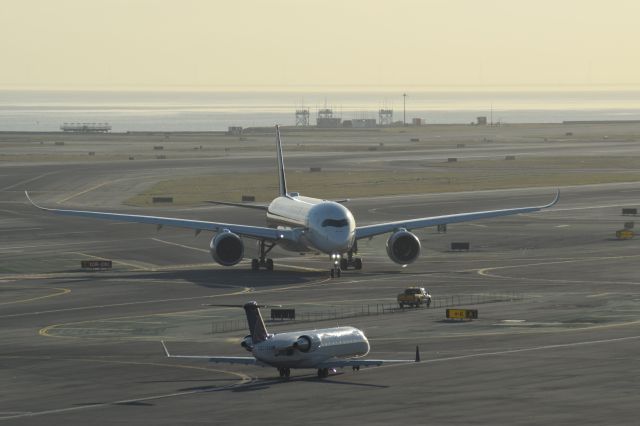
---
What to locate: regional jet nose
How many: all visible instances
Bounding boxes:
[308,202,355,253]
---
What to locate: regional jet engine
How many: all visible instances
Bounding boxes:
[386,229,421,265]
[210,229,244,266]
[292,335,312,352]
[241,335,253,352]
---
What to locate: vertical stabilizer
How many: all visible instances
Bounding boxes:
[275,125,288,197]
[243,301,269,344]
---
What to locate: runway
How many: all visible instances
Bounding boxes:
[1,126,639,425]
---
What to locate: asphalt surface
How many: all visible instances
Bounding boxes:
[1,128,639,425]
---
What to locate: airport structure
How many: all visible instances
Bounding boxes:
[352,118,377,128]
[295,108,310,126]
[60,122,111,133]
[379,108,393,126]
[316,107,342,128]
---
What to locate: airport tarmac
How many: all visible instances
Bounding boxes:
[1,126,639,425]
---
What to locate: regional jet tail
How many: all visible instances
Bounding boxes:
[26,125,559,277]
[161,301,419,379]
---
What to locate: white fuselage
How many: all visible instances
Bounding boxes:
[252,326,370,369]
[266,195,356,254]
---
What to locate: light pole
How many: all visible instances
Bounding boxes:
[403,93,407,126]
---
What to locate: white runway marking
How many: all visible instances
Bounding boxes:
[368,335,640,374]
[1,171,61,191]
[0,361,252,421]
[423,335,640,363]
[545,203,640,213]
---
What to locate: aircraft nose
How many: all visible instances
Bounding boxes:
[309,203,356,253]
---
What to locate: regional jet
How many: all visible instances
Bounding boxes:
[26,125,559,277]
[161,301,419,379]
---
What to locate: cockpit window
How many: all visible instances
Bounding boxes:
[321,218,349,228]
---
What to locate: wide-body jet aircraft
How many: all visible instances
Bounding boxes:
[26,126,559,277]
[161,301,419,379]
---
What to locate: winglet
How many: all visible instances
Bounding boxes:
[275,125,288,197]
[415,345,421,362]
[161,341,171,357]
[544,189,560,209]
[25,190,44,210]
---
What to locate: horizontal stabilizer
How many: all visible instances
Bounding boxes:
[161,341,258,365]
[206,200,269,211]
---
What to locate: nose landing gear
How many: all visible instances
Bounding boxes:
[330,253,341,278]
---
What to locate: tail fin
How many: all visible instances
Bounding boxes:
[275,125,288,197]
[243,301,269,344]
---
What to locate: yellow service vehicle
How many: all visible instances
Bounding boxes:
[397,287,431,308]
[616,229,634,240]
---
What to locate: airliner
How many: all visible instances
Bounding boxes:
[26,125,559,277]
[161,301,419,379]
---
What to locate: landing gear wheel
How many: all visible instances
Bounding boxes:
[254,239,276,272]
[317,368,329,378]
[278,368,285,377]
[354,257,362,270]
[336,268,341,278]
[340,258,348,270]
[284,368,291,378]
[330,269,335,278]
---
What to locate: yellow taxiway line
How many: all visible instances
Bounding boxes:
[0,287,70,306]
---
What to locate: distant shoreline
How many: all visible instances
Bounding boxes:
[4,120,640,135]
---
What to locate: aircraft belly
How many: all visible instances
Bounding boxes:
[277,239,313,253]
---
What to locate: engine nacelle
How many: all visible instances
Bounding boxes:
[292,335,312,353]
[240,335,253,352]
[386,229,421,265]
[210,230,244,266]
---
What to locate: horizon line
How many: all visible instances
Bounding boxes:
[2,83,640,93]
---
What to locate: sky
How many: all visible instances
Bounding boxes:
[1,0,640,90]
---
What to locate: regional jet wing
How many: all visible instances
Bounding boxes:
[161,341,260,365]
[26,191,297,242]
[318,347,421,369]
[355,190,559,240]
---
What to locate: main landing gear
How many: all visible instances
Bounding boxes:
[317,368,329,378]
[278,367,291,378]
[252,240,275,271]
[339,248,363,271]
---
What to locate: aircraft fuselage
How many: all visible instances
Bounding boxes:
[252,326,369,369]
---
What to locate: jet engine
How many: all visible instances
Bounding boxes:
[386,229,421,265]
[240,335,253,352]
[210,230,244,266]
[292,335,312,352]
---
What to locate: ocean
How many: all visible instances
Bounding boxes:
[1,88,640,132]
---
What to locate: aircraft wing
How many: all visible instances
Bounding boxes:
[355,190,560,240]
[161,341,260,365]
[317,359,416,369]
[318,346,421,369]
[26,191,297,242]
